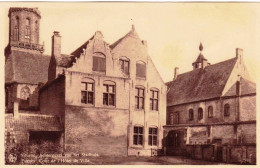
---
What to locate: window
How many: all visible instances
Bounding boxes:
[25,18,30,43]
[208,106,213,118]
[189,109,194,120]
[135,87,144,109]
[150,89,159,111]
[149,127,158,146]
[175,112,179,124]
[119,58,129,75]
[81,82,94,104]
[20,86,30,100]
[133,126,143,145]
[93,52,106,72]
[136,61,146,78]
[170,112,174,125]
[35,21,39,43]
[103,81,115,106]
[14,17,19,41]
[224,104,230,116]
[198,108,203,120]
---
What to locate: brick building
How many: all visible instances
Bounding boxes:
[164,43,256,164]
[5,7,167,156]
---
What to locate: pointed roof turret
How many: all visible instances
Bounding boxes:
[192,42,210,69]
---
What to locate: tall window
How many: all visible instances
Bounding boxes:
[175,112,179,124]
[14,17,19,41]
[119,58,129,75]
[81,80,94,104]
[35,20,39,44]
[150,89,159,111]
[170,112,174,125]
[20,86,30,100]
[189,109,194,120]
[198,108,203,120]
[93,52,106,72]
[224,104,230,117]
[208,106,213,118]
[103,81,115,106]
[136,61,146,78]
[135,87,144,109]
[133,126,143,145]
[149,127,158,146]
[25,18,31,43]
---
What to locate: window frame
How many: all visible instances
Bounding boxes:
[103,81,116,107]
[25,18,31,43]
[150,89,159,111]
[148,127,158,146]
[208,106,213,118]
[136,61,146,79]
[224,104,230,117]
[119,57,130,75]
[198,108,203,120]
[93,52,106,73]
[135,87,145,110]
[169,112,174,125]
[81,82,94,105]
[133,126,143,145]
[188,109,194,121]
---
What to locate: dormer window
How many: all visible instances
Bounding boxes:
[93,52,106,73]
[119,57,130,75]
[25,18,31,43]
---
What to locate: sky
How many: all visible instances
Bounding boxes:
[1,2,260,83]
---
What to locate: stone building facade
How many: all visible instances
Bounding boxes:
[164,44,256,164]
[5,7,166,156]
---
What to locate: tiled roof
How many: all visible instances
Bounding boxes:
[56,54,74,67]
[70,36,93,58]
[5,113,62,132]
[224,77,256,96]
[167,57,238,106]
[5,50,50,84]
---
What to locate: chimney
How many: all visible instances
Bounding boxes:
[52,31,61,58]
[236,48,243,60]
[174,67,179,80]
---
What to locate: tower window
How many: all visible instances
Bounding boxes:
[20,86,30,100]
[224,104,230,117]
[25,18,31,43]
[14,16,19,41]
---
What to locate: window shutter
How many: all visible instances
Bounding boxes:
[136,63,146,78]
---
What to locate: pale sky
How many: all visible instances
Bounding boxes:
[1,2,260,83]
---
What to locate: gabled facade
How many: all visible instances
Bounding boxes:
[164,44,256,163]
[39,26,167,156]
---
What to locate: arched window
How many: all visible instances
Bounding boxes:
[136,61,146,78]
[35,20,39,43]
[208,106,213,118]
[135,86,145,109]
[25,18,31,43]
[93,52,106,72]
[81,78,94,104]
[103,81,115,106]
[198,108,203,120]
[20,86,30,100]
[169,112,174,125]
[150,88,159,111]
[189,109,194,120]
[14,16,19,41]
[119,56,130,75]
[224,104,230,117]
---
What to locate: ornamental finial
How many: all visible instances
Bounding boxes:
[199,42,203,51]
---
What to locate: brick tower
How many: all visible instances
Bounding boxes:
[6,7,44,56]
